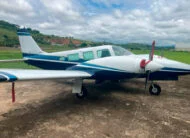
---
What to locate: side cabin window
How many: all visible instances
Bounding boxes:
[83,51,94,60]
[68,53,79,61]
[59,57,65,61]
[97,49,111,58]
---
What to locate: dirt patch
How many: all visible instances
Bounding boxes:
[0,76,189,138]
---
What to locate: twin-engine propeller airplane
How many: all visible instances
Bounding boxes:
[0,29,190,103]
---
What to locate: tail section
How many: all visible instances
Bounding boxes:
[17,28,44,55]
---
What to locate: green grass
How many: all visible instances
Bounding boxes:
[0,62,37,69]
[131,50,190,64]
[0,47,35,69]
[0,47,190,69]
[0,50,22,59]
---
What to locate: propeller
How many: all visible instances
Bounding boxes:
[149,40,155,61]
[146,40,155,89]
[140,40,155,89]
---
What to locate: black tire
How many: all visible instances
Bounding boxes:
[76,86,87,99]
[149,84,161,95]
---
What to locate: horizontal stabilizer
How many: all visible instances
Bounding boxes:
[0,59,27,62]
[0,69,91,82]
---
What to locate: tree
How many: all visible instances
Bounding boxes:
[80,42,87,47]
[3,35,8,46]
[68,39,75,47]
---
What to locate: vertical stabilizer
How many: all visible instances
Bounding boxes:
[17,28,44,54]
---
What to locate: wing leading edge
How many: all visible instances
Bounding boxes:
[0,69,92,82]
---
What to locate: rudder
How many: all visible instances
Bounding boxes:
[17,28,44,55]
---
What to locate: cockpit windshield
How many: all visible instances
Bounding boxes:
[112,46,133,56]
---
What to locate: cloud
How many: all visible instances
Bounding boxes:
[0,0,190,44]
[40,0,81,20]
[151,0,190,20]
[0,0,35,20]
[38,22,57,29]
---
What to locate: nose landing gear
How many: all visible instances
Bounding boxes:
[149,83,161,95]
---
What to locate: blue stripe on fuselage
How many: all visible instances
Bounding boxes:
[23,53,85,62]
[161,67,190,72]
[23,53,79,70]
[25,60,77,70]
[23,53,63,61]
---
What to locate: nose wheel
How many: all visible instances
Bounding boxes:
[149,83,161,95]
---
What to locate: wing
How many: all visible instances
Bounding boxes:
[0,69,91,82]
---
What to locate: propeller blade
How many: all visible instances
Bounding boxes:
[149,40,155,61]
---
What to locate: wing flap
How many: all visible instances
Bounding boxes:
[0,69,91,82]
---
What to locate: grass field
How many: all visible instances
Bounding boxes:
[0,47,190,69]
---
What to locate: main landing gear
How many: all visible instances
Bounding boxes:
[72,79,88,99]
[149,83,161,95]
[72,79,161,99]
[76,85,88,99]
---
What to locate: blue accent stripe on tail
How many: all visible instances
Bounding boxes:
[17,32,30,36]
[17,28,30,36]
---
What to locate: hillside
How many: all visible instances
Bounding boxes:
[0,20,92,48]
[0,20,175,50]
[0,21,19,47]
[0,20,115,48]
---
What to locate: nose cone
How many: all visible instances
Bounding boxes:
[145,61,163,72]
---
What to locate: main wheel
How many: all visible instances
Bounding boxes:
[149,84,161,95]
[76,86,87,99]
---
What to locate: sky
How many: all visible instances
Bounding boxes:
[0,0,190,45]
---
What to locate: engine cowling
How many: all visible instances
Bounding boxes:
[139,59,163,72]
